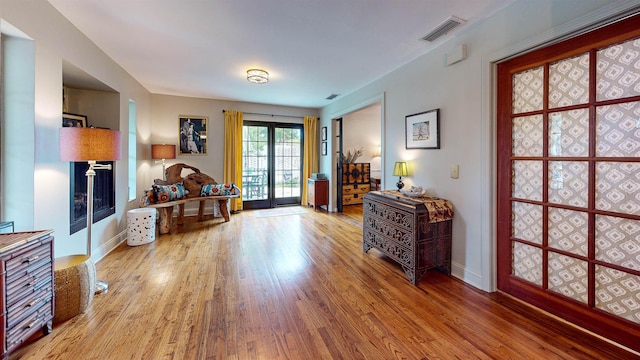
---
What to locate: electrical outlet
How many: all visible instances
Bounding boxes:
[450,164,459,179]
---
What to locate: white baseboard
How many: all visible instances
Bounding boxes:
[450,261,485,291]
[92,229,127,264]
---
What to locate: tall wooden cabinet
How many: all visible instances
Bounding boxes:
[341,163,370,205]
[0,230,54,359]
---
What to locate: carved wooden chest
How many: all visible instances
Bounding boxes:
[363,191,453,285]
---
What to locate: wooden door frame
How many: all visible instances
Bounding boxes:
[496,14,640,352]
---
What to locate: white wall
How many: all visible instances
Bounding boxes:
[342,103,382,178]
[1,0,153,260]
[320,0,640,291]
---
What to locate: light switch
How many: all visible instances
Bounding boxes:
[450,164,459,179]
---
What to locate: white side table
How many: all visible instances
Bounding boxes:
[127,208,156,246]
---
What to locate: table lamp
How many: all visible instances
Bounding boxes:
[151,144,176,180]
[60,127,121,294]
[393,161,408,190]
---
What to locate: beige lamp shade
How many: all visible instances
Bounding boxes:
[392,161,408,177]
[59,128,121,161]
[151,144,176,160]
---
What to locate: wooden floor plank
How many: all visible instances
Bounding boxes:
[10,205,638,359]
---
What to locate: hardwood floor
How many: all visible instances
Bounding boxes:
[12,205,638,359]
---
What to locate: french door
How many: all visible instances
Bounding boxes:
[242,121,303,210]
[497,15,640,351]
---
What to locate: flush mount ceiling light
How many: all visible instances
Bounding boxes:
[247,69,269,84]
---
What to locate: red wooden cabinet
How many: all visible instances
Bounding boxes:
[307,178,328,211]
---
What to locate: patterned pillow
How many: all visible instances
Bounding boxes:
[200,183,240,197]
[139,188,155,207]
[152,183,187,203]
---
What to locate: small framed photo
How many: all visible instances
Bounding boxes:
[405,109,440,149]
[63,113,87,128]
[321,126,327,141]
[321,141,328,156]
[179,116,208,155]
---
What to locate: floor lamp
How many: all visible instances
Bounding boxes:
[151,144,176,180]
[60,127,121,294]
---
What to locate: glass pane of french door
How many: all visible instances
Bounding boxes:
[242,123,303,209]
[274,127,302,202]
[242,125,269,203]
[497,18,640,352]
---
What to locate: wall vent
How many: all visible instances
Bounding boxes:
[421,16,466,42]
[326,93,340,100]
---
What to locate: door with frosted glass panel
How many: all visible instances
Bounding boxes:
[497,16,640,352]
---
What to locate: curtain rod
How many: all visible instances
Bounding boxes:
[222,110,318,120]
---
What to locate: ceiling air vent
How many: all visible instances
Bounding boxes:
[421,16,466,42]
[326,93,340,100]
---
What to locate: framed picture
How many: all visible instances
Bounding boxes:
[321,141,327,156]
[405,109,440,149]
[63,113,87,128]
[179,116,208,155]
[321,126,327,141]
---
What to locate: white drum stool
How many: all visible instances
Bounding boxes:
[127,208,156,246]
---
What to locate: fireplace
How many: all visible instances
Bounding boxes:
[69,161,115,234]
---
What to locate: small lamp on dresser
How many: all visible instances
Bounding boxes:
[393,161,408,190]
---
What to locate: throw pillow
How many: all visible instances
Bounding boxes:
[139,188,155,207]
[152,183,187,203]
[200,183,240,197]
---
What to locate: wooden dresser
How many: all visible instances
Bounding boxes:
[363,191,453,285]
[307,178,329,210]
[342,163,370,205]
[0,230,54,359]
[370,177,381,191]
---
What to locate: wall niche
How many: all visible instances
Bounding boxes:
[63,61,120,234]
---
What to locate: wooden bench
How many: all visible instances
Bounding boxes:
[143,195,239,234]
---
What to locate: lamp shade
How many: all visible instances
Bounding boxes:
[59,127,121,161]
[392,161,408,177]
[151,144,176,160]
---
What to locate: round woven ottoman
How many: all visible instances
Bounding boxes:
[127,208,156,246]
[53,254,96,324]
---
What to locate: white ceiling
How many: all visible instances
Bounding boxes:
[49,0,514,109]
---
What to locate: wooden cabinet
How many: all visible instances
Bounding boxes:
[341,163,370,205]
[307,178,329,210]
[370,177,381,191]
[342,184,370,205]
[0,230,54,359]
[363,191,453,285]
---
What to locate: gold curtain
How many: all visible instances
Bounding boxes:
[302,116,319,205]
[224,110,243,211]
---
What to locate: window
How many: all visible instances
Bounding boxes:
[128,100,136,201]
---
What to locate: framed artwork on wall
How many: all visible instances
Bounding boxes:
[322,141,327,156]
[321,126,327,141]
[62,113,87,128]
[405,109,440,149]
[179,116,208,155]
